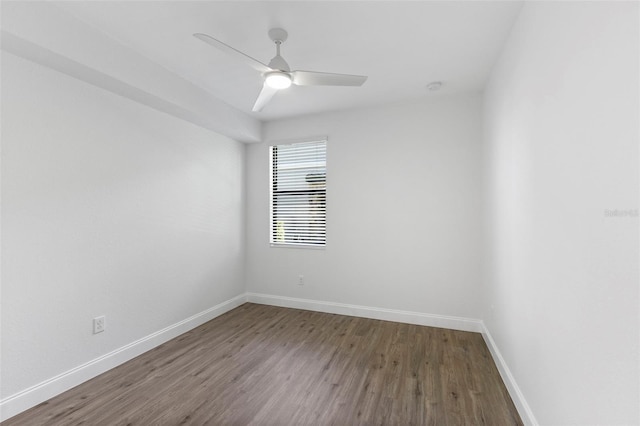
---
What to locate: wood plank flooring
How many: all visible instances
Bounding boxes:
[3,303,522,425]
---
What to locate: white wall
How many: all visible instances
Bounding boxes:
[483,2,639,425]
[246,95,484,319]
[1,51,245,403]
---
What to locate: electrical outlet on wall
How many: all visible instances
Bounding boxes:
[93,316,106,334]
[298,275,304,286]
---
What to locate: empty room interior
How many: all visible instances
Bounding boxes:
[1,1,638,425]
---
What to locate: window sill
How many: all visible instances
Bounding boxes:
[270,243,326,250]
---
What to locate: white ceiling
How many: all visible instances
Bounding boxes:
[53,1,523,122]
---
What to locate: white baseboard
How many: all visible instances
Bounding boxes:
[481,324,538,426]
[246,292,484,333]
[0,293,247,422]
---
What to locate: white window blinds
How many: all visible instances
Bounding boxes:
[270,139,326,247]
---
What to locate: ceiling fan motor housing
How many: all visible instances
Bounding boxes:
[268,53,290,72]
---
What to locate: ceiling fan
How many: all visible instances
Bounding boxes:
[194,28,368,112]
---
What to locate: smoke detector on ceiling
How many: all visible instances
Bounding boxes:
[427,81,443,91]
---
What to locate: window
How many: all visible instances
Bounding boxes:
[270,139,326,247]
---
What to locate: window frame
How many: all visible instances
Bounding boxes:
[269,137,327,249]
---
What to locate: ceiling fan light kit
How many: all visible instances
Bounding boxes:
[265,72,292,89]
[194,27,368,112]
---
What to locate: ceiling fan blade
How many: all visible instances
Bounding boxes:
[194,33,272,73]
[252,83,278,112]
[291,71,368,87]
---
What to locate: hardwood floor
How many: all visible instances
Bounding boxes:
[3,303,522,425]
